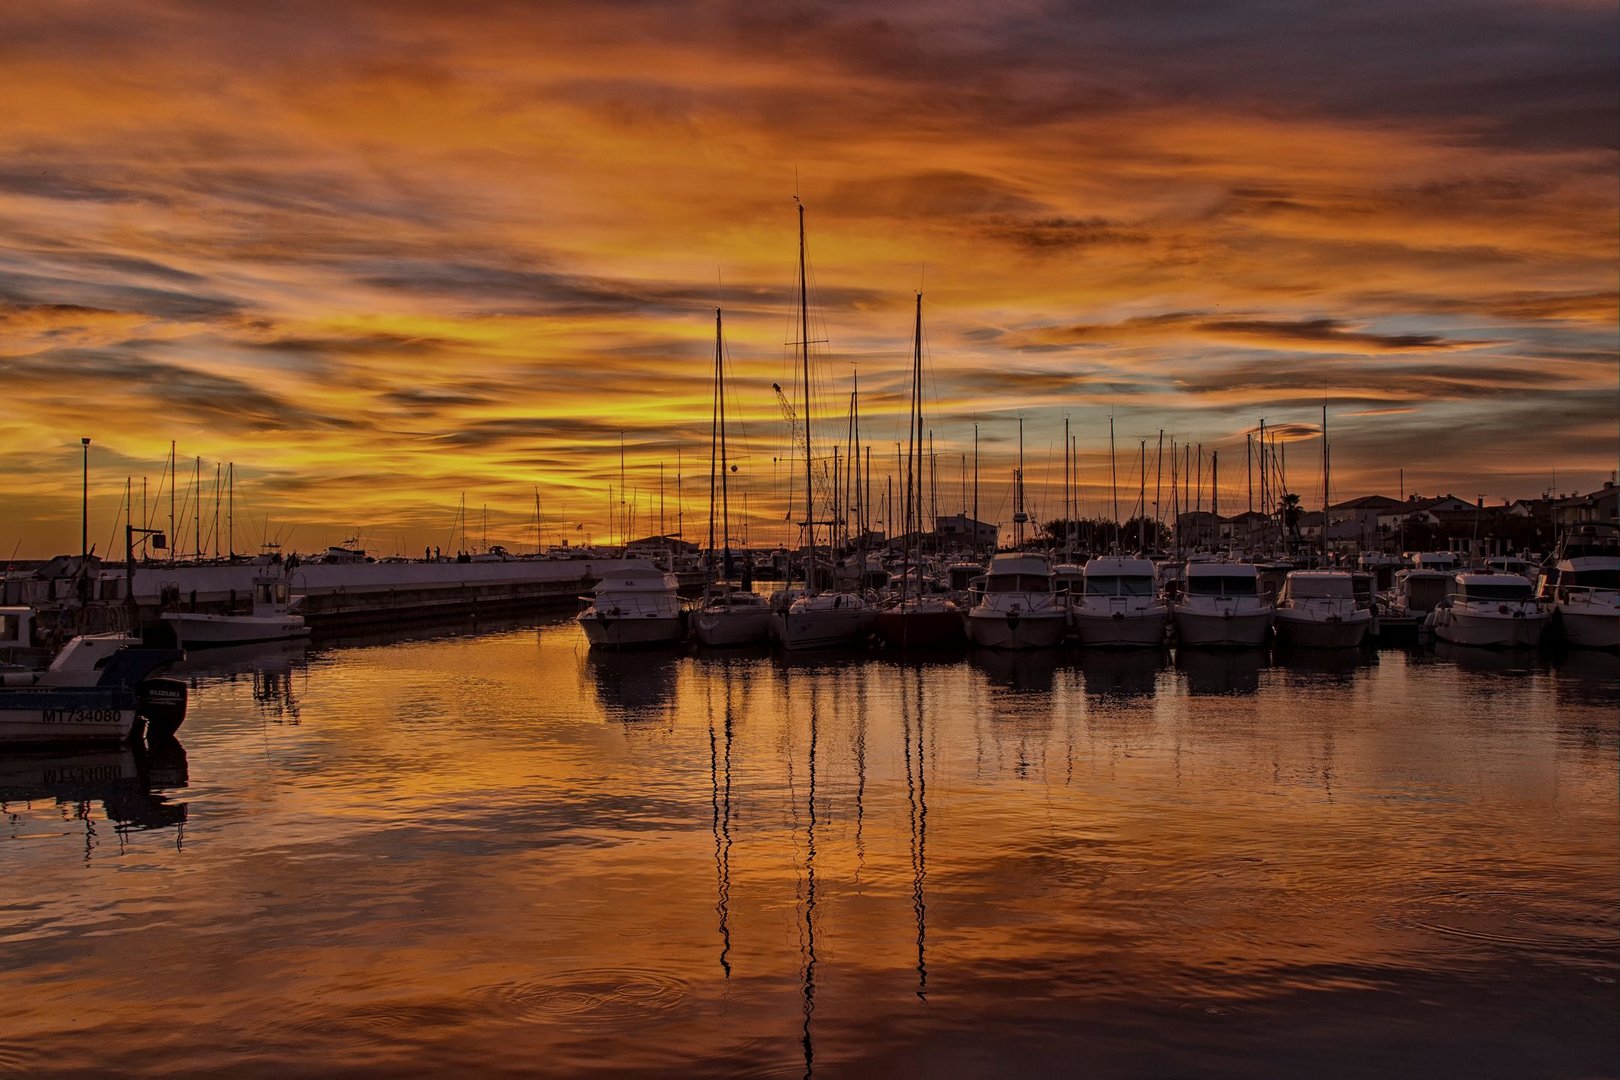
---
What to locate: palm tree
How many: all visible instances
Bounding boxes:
[1279,492,1303,551]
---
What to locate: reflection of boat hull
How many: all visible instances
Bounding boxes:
[1556,606,1620,650]
[1072,608,1168,648]
[1173,608,1273,648]
[965,611,1066,650]
[1274,611,1371,649]
[161,612,310,648]
[693,609,771,647]
[874,607,965,649]
[578,613,685,648]
[0,688,138,745]
[1177,646,1267,695]
[1431,609,1548,649]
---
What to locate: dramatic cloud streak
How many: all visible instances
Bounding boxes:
[0,0,1614,554]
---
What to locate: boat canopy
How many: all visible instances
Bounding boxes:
[986,574,1055,593]
[1186,574,1260,596]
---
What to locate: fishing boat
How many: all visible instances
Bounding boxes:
[161,573,310,648]
[1273,570,1372,649]
[1071,556,1168,648]
[964,552,1066,649]
[874,293,964,650]
[1429,572,1550,649]
[1539,524,1619,650]
[769,198,876,650]
[0,633,184,745]
[577,561,685,648]
[1170,561,1275,647]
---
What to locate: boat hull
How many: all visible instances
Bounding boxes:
[0,688,139,745]
[161,613,310,648]
[1274,611,1372,649]
[1072,608,1168,649]
[693,608,772,647]
[578,613,686,648]
[1173,609,1274,648]
[964,611,1066,650]
[770,606,875,651]
[1432,609,1549,649]
[873,608,965,650]
[1556,606,1620,650]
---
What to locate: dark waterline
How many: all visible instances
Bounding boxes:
[3,617,1617,1078]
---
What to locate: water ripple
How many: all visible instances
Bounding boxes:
[475,968,688,1026]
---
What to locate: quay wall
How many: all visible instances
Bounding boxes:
[7,560,707,632]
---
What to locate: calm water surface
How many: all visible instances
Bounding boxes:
[3,619,1617,1078]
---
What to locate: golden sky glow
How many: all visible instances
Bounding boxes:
[1,0,1615,555]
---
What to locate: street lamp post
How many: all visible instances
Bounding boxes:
[81,437,91,560]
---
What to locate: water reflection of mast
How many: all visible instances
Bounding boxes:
[707,669,734,978]
[800,682,819,1078]
[902,669,929,1000]
[854,668,867,875]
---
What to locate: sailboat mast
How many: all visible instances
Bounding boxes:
[798,199,814,585]
[1154,430,1164,550]
[168,440,176,563]
[709,309,720,569]
[1063,416,1071,561]
[904,292,923,600]
[719,310,731,574]
[1138,440,1147,552]
[972,423,979,554]
[1321,404,1329,559]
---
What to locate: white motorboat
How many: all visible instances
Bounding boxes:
[770,589,877,651]
[162,574,310,648]
[1539,525,1620,650]
[964,553,1067,650]
[1273,570,1372,649]
[1071,556,1168,648]
[1429,572,1549,648]
[693,585,772,647]
[577,561,685,648]
[1171,561,1274,647]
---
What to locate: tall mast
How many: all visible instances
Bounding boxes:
[1138,440,1147,552]
[1063,416,1071,561]
[1321,404,1329,560]
[1109,416,1119,553]
[193,455,201,559]
[972,424,979,553]
[709,309,720,570]
[719,311,731,574]
[227,462,234,560]
[904,292,923,600]
[1154,430,1164,550]
[798,198,814,586]
[168,440,176,563]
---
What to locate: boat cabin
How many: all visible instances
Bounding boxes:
[1184,564,1262,597]
[1280,572,1355,601]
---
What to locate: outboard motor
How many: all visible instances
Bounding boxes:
[138,678,189,739]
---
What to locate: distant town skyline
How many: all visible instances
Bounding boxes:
[3,0,1615,557]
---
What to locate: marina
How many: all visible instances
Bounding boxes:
[1,616,1614,1077]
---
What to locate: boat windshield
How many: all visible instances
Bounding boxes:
[1570,569,1620,590]
[1288,577,1354,599]
[1460,582,1533,601]
[987,575,1053,593]
[1187,575,1258,596]
[1085,576,1156,597]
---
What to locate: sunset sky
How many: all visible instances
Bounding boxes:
[2,0,1615,557]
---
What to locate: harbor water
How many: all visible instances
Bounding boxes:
[3,618,1617,1077]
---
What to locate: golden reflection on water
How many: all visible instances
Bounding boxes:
[1,618,1617,1077]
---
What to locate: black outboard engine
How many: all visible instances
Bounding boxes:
[138,678,189,739]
